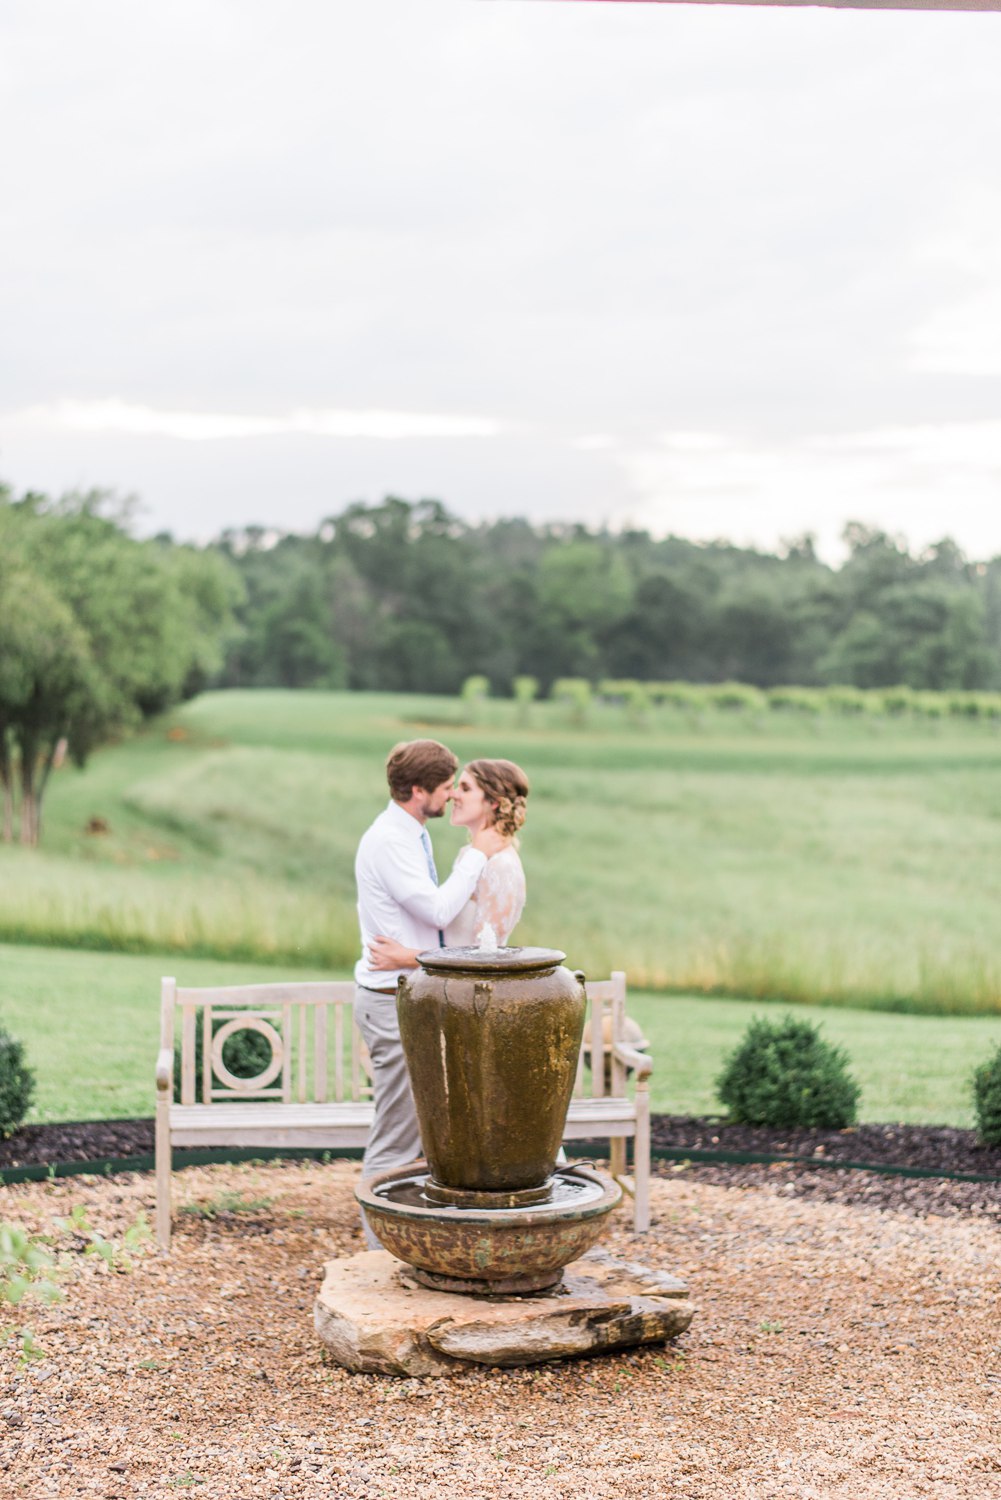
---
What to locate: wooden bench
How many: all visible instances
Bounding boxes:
[155,969,651,1249]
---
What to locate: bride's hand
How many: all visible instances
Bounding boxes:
[471,826,507,858]
[368,935,418,970]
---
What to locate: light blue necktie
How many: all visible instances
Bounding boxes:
[420,827,445,947]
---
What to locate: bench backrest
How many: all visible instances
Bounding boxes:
[163,967,630,1106]
[162,978,368,1106]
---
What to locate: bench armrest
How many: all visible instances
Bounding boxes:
[156,1047,174,1094]
[612,1042,653,1081]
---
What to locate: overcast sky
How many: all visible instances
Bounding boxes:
[2,0,1001,561]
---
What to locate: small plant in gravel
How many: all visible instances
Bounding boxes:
[0,1221,63,1364]
[971,1042,1001,1147]
[0,1222,62,1309]
[0,1025,35,1138]
[715,1014,861,1130]
[180,1190,274,1220]
[16,1329,47,1362]
[53,1204,152,1271]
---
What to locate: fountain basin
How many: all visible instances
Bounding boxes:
[356,1162,622,1296]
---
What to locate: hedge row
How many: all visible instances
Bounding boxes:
[478,676,1001,721]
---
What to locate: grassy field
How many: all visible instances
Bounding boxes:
[1,942,996,1128]
[1,688,999,1014]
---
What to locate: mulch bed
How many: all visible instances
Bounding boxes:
[3,1114,999,1224]
[648,1113,1001,1177]
[647,1114,1001,1224]
[0,1117,158,1170]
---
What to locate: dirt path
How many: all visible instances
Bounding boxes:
[2,1160,999,1499]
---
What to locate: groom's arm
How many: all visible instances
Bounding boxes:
[381,839,486,930]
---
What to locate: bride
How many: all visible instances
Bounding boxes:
[368,757,530,967]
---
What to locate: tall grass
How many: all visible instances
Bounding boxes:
[0,853,355,966]
[1,688,1000,1014]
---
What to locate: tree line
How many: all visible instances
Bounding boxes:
[4,485,1001,843]
[214,496,1001,697]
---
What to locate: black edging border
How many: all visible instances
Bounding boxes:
[1,1143,998,1189]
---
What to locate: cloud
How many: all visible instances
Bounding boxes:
[618,421,1001,561]
[908,186,1001,376]
[3,400,504,443]
[910,291,1001,378]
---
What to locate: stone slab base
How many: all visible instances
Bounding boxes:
[314,1247,695,1376]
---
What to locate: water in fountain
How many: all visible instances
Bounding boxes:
[373,1169,608,1214]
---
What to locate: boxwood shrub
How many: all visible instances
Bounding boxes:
[0,1026,35,1138]
[715,1014,860,1130]
[971,1043,1001,1148]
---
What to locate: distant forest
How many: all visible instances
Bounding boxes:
[213,497,1001,695]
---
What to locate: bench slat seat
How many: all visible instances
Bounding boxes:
[156,969,650,1248]
[168,1096,638,1147]
[565,1096,646,1136]
[169,1101,376,1148]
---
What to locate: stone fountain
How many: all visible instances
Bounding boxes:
[315,944,694,1375]
[357,945,620,1295]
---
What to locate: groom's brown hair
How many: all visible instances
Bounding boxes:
[386,739,458,802]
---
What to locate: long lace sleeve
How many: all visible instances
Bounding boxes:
[473,850,526,946]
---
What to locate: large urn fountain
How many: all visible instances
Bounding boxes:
[355,946,622,1296]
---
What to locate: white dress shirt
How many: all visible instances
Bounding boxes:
[354,800,486,989]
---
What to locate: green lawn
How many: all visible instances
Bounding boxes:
[1,688,999,1014]
[1,943,996,1127]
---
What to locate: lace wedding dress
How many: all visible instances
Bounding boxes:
[444,845,526,947]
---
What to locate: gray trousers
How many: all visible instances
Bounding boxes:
[354,984,423,1249]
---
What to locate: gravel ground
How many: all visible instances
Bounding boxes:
[2,1158,999,1499]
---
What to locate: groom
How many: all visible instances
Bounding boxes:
[354,738,502,1245]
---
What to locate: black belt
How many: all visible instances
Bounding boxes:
[362,984,396,996]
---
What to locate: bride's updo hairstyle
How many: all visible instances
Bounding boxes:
[465,758,530,840]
